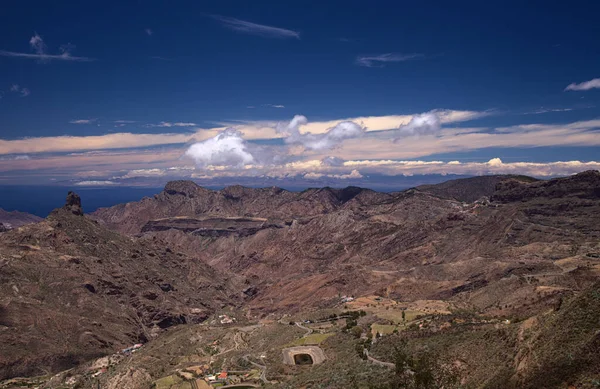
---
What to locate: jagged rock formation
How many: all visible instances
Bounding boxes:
[64,191,84,216]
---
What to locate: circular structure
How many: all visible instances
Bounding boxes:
[282,346,326,365]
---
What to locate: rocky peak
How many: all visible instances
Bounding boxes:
[64,191,83,216]
[163,180,202,197]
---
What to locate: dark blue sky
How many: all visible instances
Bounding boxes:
[0,0,599,187]
[2,0,599,138]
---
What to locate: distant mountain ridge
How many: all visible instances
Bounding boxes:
[0,208,42,229]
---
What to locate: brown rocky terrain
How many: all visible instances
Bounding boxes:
[0,195,242,380]
[93,171,600,317]
[2,171,600,385]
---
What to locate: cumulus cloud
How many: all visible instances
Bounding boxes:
[277,115,366,151]
[565,78,600,91]
[185,128,255,168]
[356,53,424,67]
[211,15,300,39]
[395,111,441,139]
[0,33,94,62]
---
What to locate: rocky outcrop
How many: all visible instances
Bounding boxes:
[64,191,84,215]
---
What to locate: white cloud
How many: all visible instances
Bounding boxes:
[0,33,94,62]
[29,33,46,55]
[185,128,255,168]
[356,53,424,67]
[211,15,300,39]
[276,115,366,150]
[122,168,166,178]
[264,104,285,108]
[8,84,30,97]
[146,121,197,128]
[565,78,600,91]
[0,155,31,161]
[145,28,153,36]
[70,119,96,124]
[526,107,574,115]
[74,180,118,186]
[303,169,363,180]
[395,111,441,138]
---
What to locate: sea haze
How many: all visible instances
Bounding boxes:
[0,186,163,217]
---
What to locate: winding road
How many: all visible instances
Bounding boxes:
[242,355,268,384]
[364,349,395,368]
[295,322,313,337]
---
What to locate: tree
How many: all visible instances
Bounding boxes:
[350,325,363,338]
[380,341,461,389]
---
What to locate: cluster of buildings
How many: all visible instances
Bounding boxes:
[340,295,355,303]
[219,314,236,324]
[121,343,143,355]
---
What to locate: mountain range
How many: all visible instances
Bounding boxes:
[1,171,599,387]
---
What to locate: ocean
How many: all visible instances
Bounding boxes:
[0,186,163,217]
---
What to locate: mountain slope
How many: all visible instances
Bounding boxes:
[91,181,391,234]
[93,172,600,316]
[0,195,240,380]
[0,209,42,229]
[416,174,539,202]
